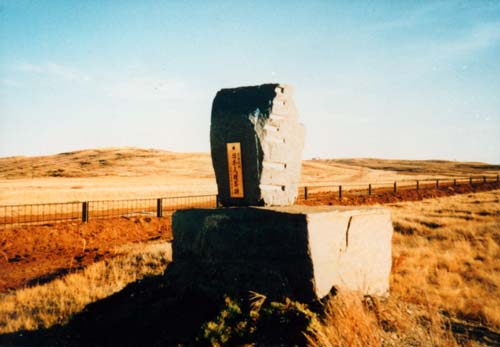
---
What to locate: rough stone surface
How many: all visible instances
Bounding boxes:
[210,83,305,207]
[172,206,393,302]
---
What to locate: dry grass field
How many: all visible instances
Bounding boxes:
[303,189,500,346]
[333,158,500,176]
[0,148,499,346]
[304,189,500,346]
[0,189,498,346]
[0,148,216,205]
[0,242,170,333]
[1,147,498,205]
[390,190,500,329]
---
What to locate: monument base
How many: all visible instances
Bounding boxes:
[171,206,393,303]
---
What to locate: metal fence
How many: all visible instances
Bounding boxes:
[297,175,499,202]
[0,175,498,229]
[0,194,217,229]
[0,202,82,226]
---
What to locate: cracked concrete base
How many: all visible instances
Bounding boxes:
[172,206,393,302]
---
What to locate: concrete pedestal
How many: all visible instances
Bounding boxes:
[171,206,393,302]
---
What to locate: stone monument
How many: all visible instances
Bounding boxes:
[210,84,304,206]
[171,83,393,303]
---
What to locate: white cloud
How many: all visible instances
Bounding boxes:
[13,62,91,83]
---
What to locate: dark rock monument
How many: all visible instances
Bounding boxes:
[210,83,304,206]
[171,83,393,303]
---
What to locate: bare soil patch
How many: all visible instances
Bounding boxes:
[0,217,172,293]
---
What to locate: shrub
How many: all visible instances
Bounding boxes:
[198,294,319,347]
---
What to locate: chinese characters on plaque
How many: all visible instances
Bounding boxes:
[226,142,244,198]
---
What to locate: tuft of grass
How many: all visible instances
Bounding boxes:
[306,291,381,347]
[0,242,170,333]
[307,291,459,347]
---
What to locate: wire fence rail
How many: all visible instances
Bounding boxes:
[0,175,498,229]
[297,175,499,201]
[0,195,217,229]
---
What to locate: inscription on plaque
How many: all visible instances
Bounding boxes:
[226,142,244,198]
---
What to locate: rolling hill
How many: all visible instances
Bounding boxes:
[1,147,498,180]
[0,147,498,205]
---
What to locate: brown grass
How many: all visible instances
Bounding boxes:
[307,291,461,347]
[0,147,213,179]
[0,148,216,205]
[1,147,498,205]
[333,158,500,176]
[389,190,500,328]
[307,291,382,347]
[0,159,498,345]
[307,190,500,347]
[0,148,498,347]
[0,242,170,333]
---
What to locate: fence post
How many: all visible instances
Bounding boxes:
[497,174,499,184]
[393,182,397,193]
[470,177,473,185]
[416,180,419,192]
[338,185,342,200]
[156,198,163,218]
[304,186,308,200]
[436,179,439,189]
[82,202,89,223]
[453,179,457,187]
[368,184,372,196]
[483,176,486,184]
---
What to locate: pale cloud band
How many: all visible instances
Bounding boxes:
[13,62,91,83]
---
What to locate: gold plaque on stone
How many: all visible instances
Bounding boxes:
[226,142,244,198]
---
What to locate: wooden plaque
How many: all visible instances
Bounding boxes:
[226,142,244,198]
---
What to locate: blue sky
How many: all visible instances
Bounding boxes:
[1,1,499,163]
